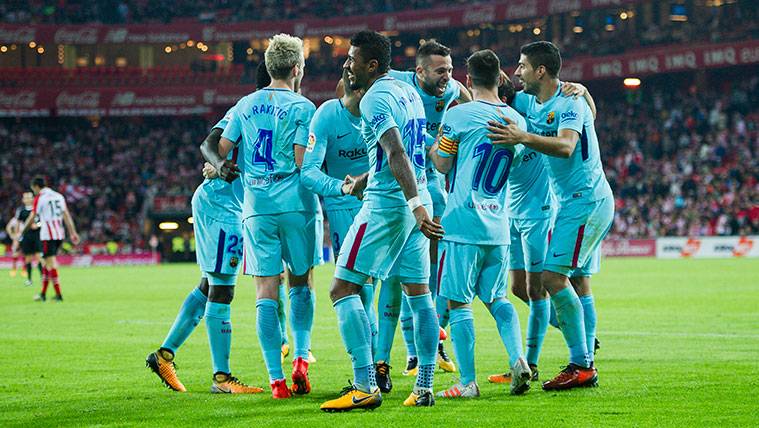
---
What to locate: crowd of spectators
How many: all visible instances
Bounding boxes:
[600,76,759,238]
[1,76,757,252]
[0,117,207,249]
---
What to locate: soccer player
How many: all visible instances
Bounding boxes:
[429,49,531,398]
[217,33,317,399]
[24,177,79,302]
[300,69,377,359]
[487,73,597,386]
[387,41,471,376]
[145,107,262,395]
[487,41,613,390]
[11,192,44,286]
[320,30,443,412]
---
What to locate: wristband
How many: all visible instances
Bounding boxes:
[406,196,422,212]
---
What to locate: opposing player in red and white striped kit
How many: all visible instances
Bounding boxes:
[23,176,80,302]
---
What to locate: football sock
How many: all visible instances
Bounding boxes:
[436,294,450,329]
[549,301,560,329]
[359,281,378,355]
[277,283,288,344]
[489,298,524,367]
[449,307,476,385]
[288,285,313,360]
[334,294,373,393]
[161,287,207,354]
[50,268,61,295]
[40,267,49,295]
[551,287,590,367]
[256,298,284,381]
[400,294,417,357]
[526,298,550,366]
[374,277,401,363]
[407,293,437,390]
[204,301,232,374]
[579,294,597,363]
[25,263,32,280]
[38,262,43,276]
[429,247,439,301]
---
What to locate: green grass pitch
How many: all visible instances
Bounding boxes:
[1,258,758,427]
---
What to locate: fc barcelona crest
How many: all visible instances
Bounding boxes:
[546,111,555,124]
[230,256,239,268]
[435,99,445,112]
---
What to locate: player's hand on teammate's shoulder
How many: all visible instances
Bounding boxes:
[560,82,587,98]
[202,162,219,179]
[487,114,526,146]
[413,206,444,240]
[215,159,241,183]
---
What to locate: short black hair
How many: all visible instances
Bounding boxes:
[31,176,46,189]
[256,62,271,89]
[520,41,561,77]
[466,49,501,89]
[499,73,516,105]
[350,30,391,73]
[417,40,451,62]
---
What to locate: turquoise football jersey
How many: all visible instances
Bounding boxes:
[388,69,461,142]
[301,98,367,211]
[359,75,431,208]
[437,100,526,245]
[512,88,612,204]
[506,146,553,220]
[222,88,317,218]
[192,106,244,223]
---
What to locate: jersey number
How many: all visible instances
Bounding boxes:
[226,234,243,257]
[374,119,426,172]
[471,143,514,196]
[48,200,63,217]
[252,129,275,172]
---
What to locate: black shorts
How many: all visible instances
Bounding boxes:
[20,231,42,255]
[42,240,63,257]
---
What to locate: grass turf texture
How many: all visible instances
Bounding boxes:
[1,258,757,427]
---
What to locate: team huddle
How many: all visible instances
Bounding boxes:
[145,30,614,411]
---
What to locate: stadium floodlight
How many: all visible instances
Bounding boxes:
[187,217,194,224]
[159,222,179,230]
[624,78,641,88]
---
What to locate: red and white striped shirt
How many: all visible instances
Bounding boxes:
[33,187,68,241]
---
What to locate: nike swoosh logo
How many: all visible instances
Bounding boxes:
[352,394,374,405]
[553,253,566,258]
[221,321,231,325]
[337,132,351,139]
[531,261,543,266]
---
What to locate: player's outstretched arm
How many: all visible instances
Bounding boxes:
[62,209,80,245]
[487,115,578,158]
[456,80,472,104]
[200,128,239,182]
[379,128,444,240]
[561,82,597,119]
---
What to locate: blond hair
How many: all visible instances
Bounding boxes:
[265,33,304,80]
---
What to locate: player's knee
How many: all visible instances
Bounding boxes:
[541,270,568,295]
[401,283,430,296]
[208,285,234,304]
[287,268,311,288]
[197,277,210,296]
[329,278,360,302]
[526,273,547,300]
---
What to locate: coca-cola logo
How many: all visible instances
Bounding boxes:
[56,91,100,108]
[0,91,36,108]
[463,6,496,25]
[54,27,99,44]
[505,0,538,19]
[0,27,36,43]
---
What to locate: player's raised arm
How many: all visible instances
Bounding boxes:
[487,114,578,158]
[561,82,596,119]
[201,127,239,182]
